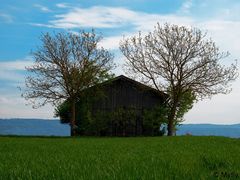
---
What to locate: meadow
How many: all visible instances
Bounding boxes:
[0,136,239,179]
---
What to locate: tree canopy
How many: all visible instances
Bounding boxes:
[22,30,115,136]
[120,23,238,136]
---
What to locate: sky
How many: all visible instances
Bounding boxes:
[0,0,240,124]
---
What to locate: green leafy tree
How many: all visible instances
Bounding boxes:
[110,107,137,136]
[22,30,115,136]
[143,105,168,136]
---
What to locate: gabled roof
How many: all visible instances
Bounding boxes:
[100,75,167,98]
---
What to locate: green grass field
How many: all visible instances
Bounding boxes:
[0,136,239,179]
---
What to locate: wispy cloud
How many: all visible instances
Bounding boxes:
[0,58,33,82]
[0,96,24,106]
[32,6,193,30]
[185,78,240,124]
[56,3,69,8]
[179,0,193,14]
[0,13,13,23]
[198,20,240,58]
[99,34,132,50]
[50,6,135,28]
[0,59,33,71]
[33,4,52,12]
[0,58,54,119]
[0,94,54,119]
[29,23,55,28]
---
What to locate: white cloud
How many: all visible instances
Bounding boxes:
[0,58,54,119]
[33,4,52,12]
[0,59,33,71]
[179,0,193,14]
[0,70,25,82]
[198,20,240,58]
[0,13,13,23]
[0,58,33,82]
[100,36,121,50]
[49,6,133,28]
[0,95,54,119]
[0,96,24,106]
[100,34,134,50]
[185,78,240,124]
[29,23,55,28]
[56,3,69,8]
[35,6,193,30]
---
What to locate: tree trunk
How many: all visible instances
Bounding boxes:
[70,99,77,136]
[167,119,174,136]
[167,102,177,136]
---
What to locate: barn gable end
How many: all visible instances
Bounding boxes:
[91,75,166,112]
[77,75,167,136]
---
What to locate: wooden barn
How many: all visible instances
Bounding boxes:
[59,75,167,136]
[92,75,166,111]
[57,75,167,136]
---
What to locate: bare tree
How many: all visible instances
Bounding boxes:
[22,30,114,136]
[120,23,238,136]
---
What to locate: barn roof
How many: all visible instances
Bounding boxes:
[99,75,167,98]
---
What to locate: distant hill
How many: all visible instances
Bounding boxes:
[0,119,240,137]
[0,119,70,136]
[177,124,240,138]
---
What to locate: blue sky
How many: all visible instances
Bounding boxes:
[0,0,240,124]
